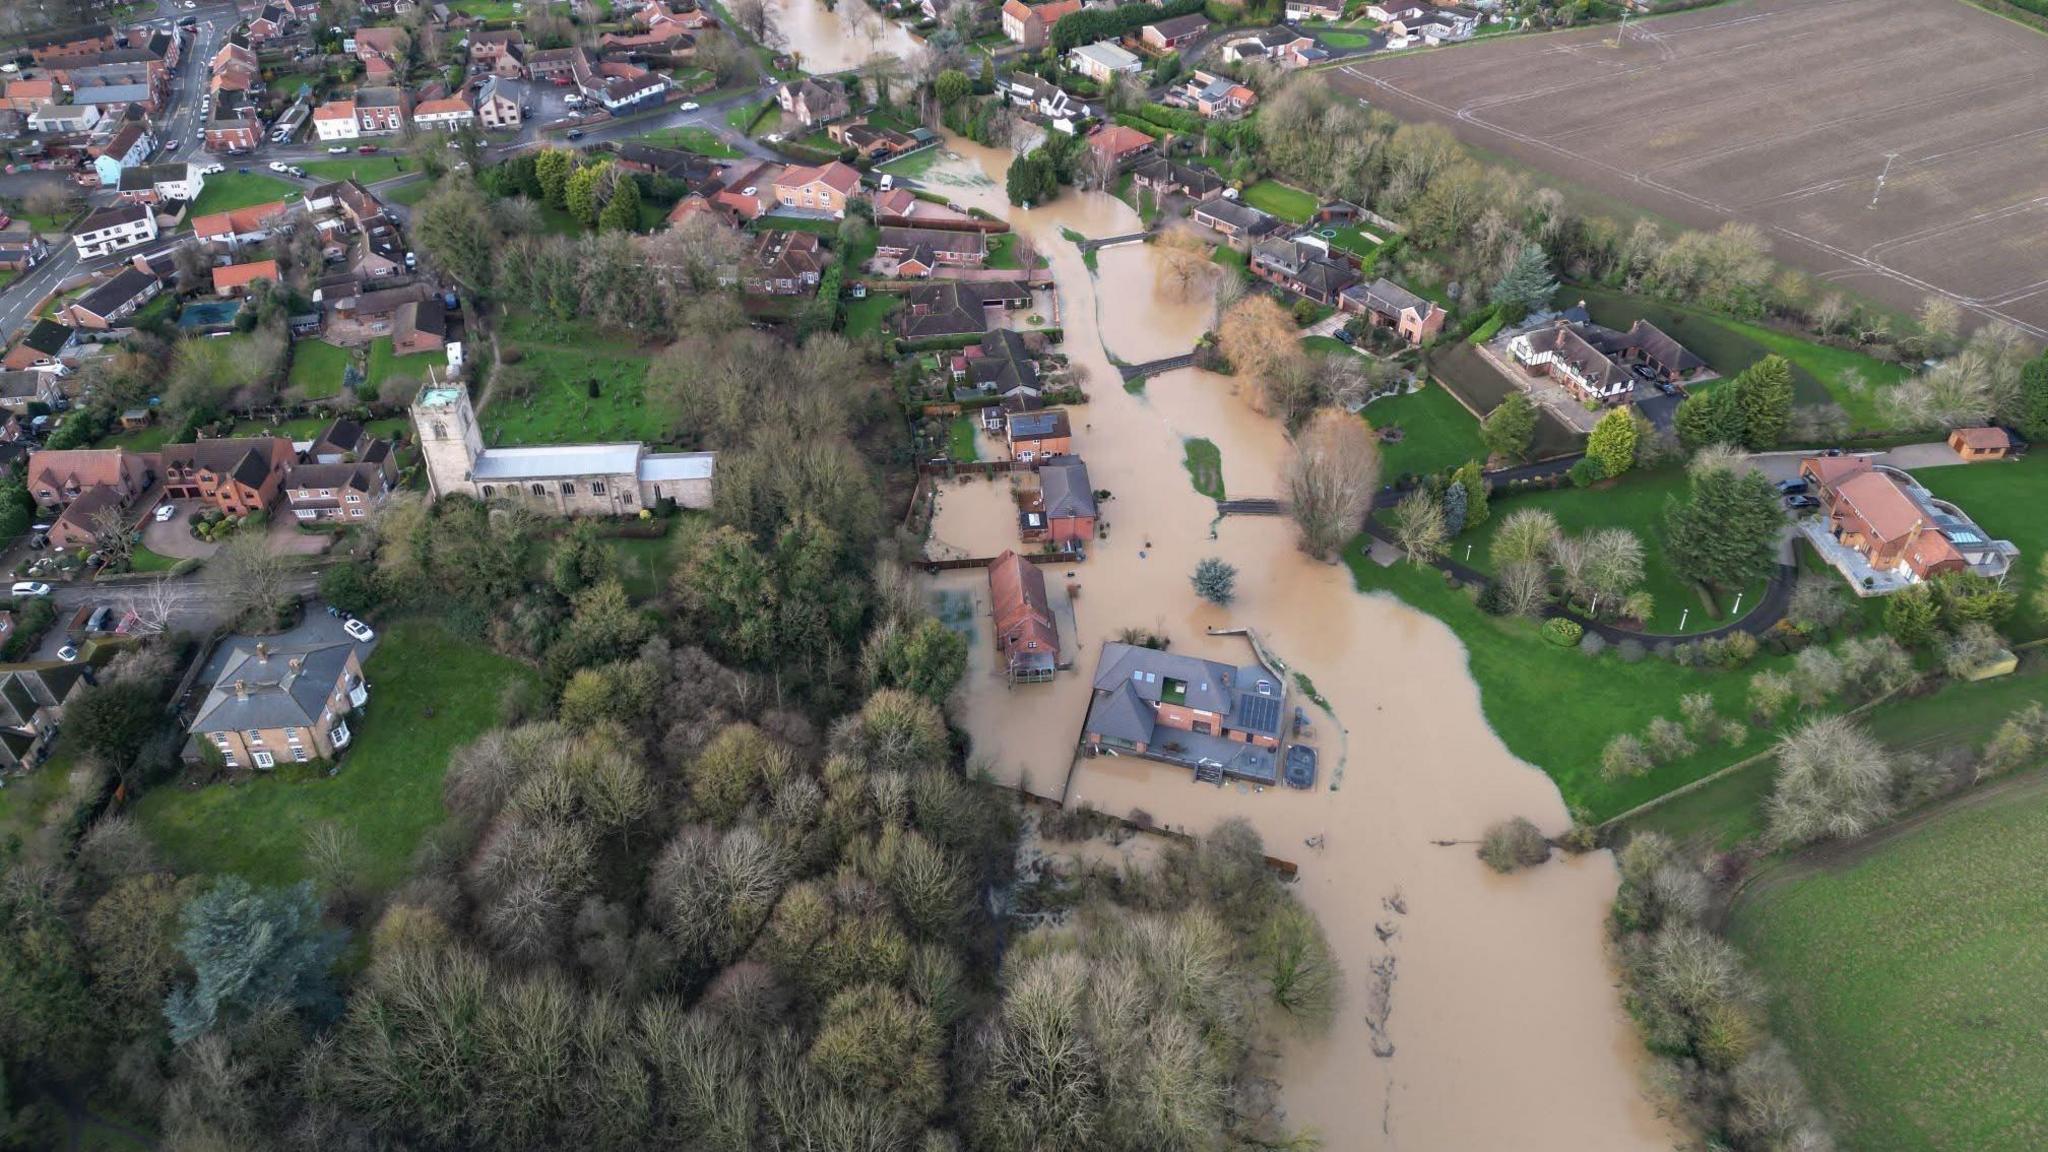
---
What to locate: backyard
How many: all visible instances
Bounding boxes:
[603,526,685,601]
[366,336,440,394]
[1241,179,1317,224]
[483,314,664,445]
[1359,379,1486,478]
[189,172,298,217]
[130,620,537,895]
[1916,455,2047,641]
[948,414,978,462]
[287,339,353,400]
[843,293,900,341]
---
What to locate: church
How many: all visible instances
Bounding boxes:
[410,381,715,514]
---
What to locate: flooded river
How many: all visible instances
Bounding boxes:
[764,0,922,75]
[915,139,1678,1150]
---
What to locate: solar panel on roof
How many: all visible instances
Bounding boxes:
[1235,693,1282,736]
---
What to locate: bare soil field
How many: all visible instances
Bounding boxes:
[1330,0,2048,337]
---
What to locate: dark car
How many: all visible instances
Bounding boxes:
[1785,494,1821,511]
[565,128,584,140]
[1775,479,1808,495]
[1334,328,1355,345]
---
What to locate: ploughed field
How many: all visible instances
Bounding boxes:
[1329,0,2048,338]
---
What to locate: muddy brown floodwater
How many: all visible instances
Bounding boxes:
[917,138,1678,1150]
[764,0,922,76]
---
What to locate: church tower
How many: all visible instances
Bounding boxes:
[410,376,484,502]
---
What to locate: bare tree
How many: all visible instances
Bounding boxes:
[88,505,136,568]
[214,532,294,627]
[1388,490,1446,566]
[1764,714,1893,847]
[119,576,181,637]
[729,0,779,45]
[1284,410,1382,561]
[1153,225,1216,304]
[1496,560,1550,618]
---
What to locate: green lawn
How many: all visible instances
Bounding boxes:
[877,147,947,180]
[0,748,81,861]
[843,293,900,340]
[445,0,524,15]
[947,414,978,462]
[635,126,742,159]
[1916,454,2048,641]
[1343,533,1799,819]
[484,314,664,446]
[1242,180,1318,224]
[1361,381,1488,479]
[1316,29,1380,48]
[1210,244,1248,274]
[1182,437,1224,500]
[1458,466,1772,635]
[127,546,181,574]
[288,339,354,400]
[384,178,436,207]
[131,620,536,894]
[1326,224,1381,259]
[987,232,1024,270]
[1576,288,1911,432]
[604,529,682,601]
[189,172,298,218]
[95,423,174,452]
[366,337,440,393]
[1730,771,2048,1152]
[297,155,410,185]
[229,415,338,440]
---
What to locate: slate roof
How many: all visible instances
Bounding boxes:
[191,642,355,734]
[1036,455,1095,520]
[1084,641,1288,745]
[21,319,73,356]
[72,267,156,320]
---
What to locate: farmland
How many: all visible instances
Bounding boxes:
[1331,0,2048,340]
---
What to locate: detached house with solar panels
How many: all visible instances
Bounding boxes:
[1081,641,1288,784]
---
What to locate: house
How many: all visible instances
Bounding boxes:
[4,321,76,373]
[65,267,161,330]
[739,230,827,296]
[468,28,523,68]
[1001,0,1082,47]
[477,75,520,129]
[285,458,393,522]
[248,2,293,40]
[391,296,449,356]
[211,259,280,298]
[1506,318,1705,406]
[989,550,1060,682]
[709,160,779,220]
[1006,409,1071,462]
[204,96,263,152]
[193,199,295,250]
[27,102,102,134]
[27,447,155,508]
[590,68,670,114]
[1086,123,1155,172]
[1948,426,2017,461]
[91,121,153,188]
[898,280,1034,340]
[1067,41,1143,83]
[829,120,918,161]
[1221,27,1322,66]
[1140,13,1210,51]
[1001,74,1091,123]
[1130,156,1225,200]
[1388,3,1479,43]
[25,24,119,64]
[1285,0,1344,19]
[352,25,407,75]
[637,0,717,31]
[877,227,987,276]
[1081,641,1287,781]
[614,143,721,183]
[1176,70,1257,119]
[1250,235,1359,305]
[305,417,397,475]
[73,203,158,258]
[2,79,56,113]
[776,77,850,128]
[115,161,205,205]
[957,329,1043,405]
[1192,198,1280,246]
[1340,277,1446,346]
[0,371,61,415]
[48,482,143,548]
[313,99,359,140]
[413,382,716,512]
[772,161,862,218]
[1021,455,1095,544]
[208,41,262,96]
[159,437,296,515]
[0,232,51,272]
[0,664,91,772]
[873,188,978,229]
[355,87,408,134]
[1800,455,2019,590]
[411,95,474,132]
[185,641,369,767]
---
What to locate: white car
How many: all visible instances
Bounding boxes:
[328,145,349,154]
[154,503,177,522]
[10,582,51,598]
[201,162,224,174]
[343,618,375,643]
[680,101,699,111]
[56,645,78,663]
[268,160,288,173]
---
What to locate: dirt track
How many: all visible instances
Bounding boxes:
[1329,0,2048,337]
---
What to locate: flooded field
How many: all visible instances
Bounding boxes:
[765,0,922,76]
[917,140,1677,1149]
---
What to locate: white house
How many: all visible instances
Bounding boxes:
[1066,41,1142,83]
[28,103,101,133]
[411,96,474,132]
[91,122,154,189]
[1284,0,1343,19]
[1002,73,1092,122]
[73,203,159,258]
[313,100,359,141]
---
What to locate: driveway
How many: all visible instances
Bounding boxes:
[267,514,338,557]
[188,610,378,704]
[1746,441,1964,485]
[141,501,218,561]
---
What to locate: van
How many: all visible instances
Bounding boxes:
[878,174,894,191]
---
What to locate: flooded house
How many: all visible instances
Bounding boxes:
[1081,641,1286,783]
[1019,455,1095,545]
[989,549,1060,683]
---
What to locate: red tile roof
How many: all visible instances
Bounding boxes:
[212,259,279,294]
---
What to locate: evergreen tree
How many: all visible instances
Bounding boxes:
[1190,556,1238,605]
[565,164,606,228]
[1481,392,1538,462]
[534,147,574,210]
[1673,386,1745,450]
[1442,481,1468,537]
[164,879,343,1045]
[1663,461,1783,591]
[933,69,970,105]
[1489,243,1558,319]
[1004,149,1057,207]
[1451,459,1490,528]
[1730,355,1795,449]
[1883,582,1941,647]
[600,174,642,232]
[2014,355,2048,442]
[1586,407,1638,477]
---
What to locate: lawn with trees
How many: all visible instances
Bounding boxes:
[1363,381,1488,478]
[188,173,298,217]
[1916,455,2048,641]
[298,155,411,185]
[480,315,663,446]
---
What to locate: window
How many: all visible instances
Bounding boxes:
[590,480,606,495]
[246,730,265,746]
[345,493,360,503]
[432,420,447,440]
[253,750,275,768]
[531,483,545,496]
[285,728,301,744]
[561,481,575,495]
[481,484,494,497]
[292,746,309,763]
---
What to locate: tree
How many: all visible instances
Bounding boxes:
[1480,392,1537,462]
[415,181,497,291]
[66,679,162,786]
[1882,582,1941,647]
[599,174,642,232]
[861,615,968,705]
[1917,294,1961,350]
[88,503,135,569]
[1450,459,1489,528]
[164,878,343,1044]
[1586,406,1638,477]
[2016,355,2048,442]
[1190,556,1237,605]
[933,68,969,105]
[1729,355,1795,449]
[1153,224,1216,304]
[1764,715,1893,847]
[1663,453,1782,592]
[1478,817,1550,873]
[1489,242,1557,319]
[566,162,607,228]
[1490,506,1559,567]
[1389,490,1447,565]
[1285,409,1381,560]
[1672,386,1745,451]
[534,148,574,210]
[214,531,295,627]
[730,0,778,42]
[1004,148,1057,207]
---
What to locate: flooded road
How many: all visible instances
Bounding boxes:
[764,0,922,76]
[914,140,1675,1150]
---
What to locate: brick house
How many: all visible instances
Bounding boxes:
[1801,455,2019,587]
[776,78,850,128]
[738,230,827,296]
[194,200,297,252]
[1948,426,2017,461]
[1192,198,1280,247]
[1006,409,1071,462]
[1000,0,1082,48]
[28,447,156,509]
[1086,123,1155,172]
[66,268,161,330]
[1081,641,1288,780]
[1340,276,1447,346]
[1130,156,1225,200]
[1249,235,1359,305]
[48,483,141,549]
[877,227,986,276]
[159,437,295,515]
[4,320,76,373]
[989,549,1060,683]
[185,641,369,767]
[1020,455,1095,544]
[1176,70,1257,119]
[390,296,449,356]
[355,87,408,134]
[212,259,280,298]
[285,459,393,522]
[1140,13,1209,51]
[468,28,523,68]
[772,161,861,218]
[205,98,263,152]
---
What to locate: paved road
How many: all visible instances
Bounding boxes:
[30,570,324,660]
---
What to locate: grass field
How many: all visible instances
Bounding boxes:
[842,293,900,340]
[1361,381,1488,478]
[190,173,298,217]
[604,529,683,601]
[366,337,439,394]
[297,155,410,184]
[1429,342,1584,459]
[288,339,353,400]
[636,126,742,158]
[445,0,523,16]
[948,415,978,462]
[1731,770,2048,1152]
[1315,29,1380,48]
[1916,455,2047,641]
[384,178,435,207]
[484,314,664,445]
[0,748,80,860]
[132,620,535,895]
[1182,437,1224,500]
[1242,180,1318,224]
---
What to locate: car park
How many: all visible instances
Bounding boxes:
[11,582,51,598]
[343,618,375,643]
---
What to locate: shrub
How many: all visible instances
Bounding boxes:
[1477,817,1551,873]
[1679,692,1717,733]
[1645,716,1696,763]
[1716,631,1759,667]
[1578,632,1607,657]
[1616,638,1647,663]
[1747,669,1794,723]
[1541,618,1583,647]
[1765,715,1893,847]
[1716,718,1749,748]
[1568,456,1609,488]
[1601,732,1652,780]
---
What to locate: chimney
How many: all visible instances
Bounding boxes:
[287,656,302,673]
[255,641,269,661]
[233,679,248,700]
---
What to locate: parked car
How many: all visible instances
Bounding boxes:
[56,645,78,663]
[1785,494,1820,510]
[357,144,379,154]
[154,503,177,522]
[565,128,584,140]
[268,160,289,173]
[878,173,894,191]
[10,582,52,598]
[201,163,224,174]
[1775,479,1808,495]
[165,139,181,152]
[328,145,350,154]
[343,618,375,643]
[679,101,699,111]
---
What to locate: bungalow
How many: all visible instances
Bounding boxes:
[1067,41,1143,83]
[1339,277,1446,346]
[27,447,155,508]
[1948,426,2018,462]
[1140,13,1210,51]
[185,641,369,767]
[898,279,1033,340]
[193,200,296,251]
[1285,0,1344,19]
[1130,155,1224,201]
[73,203,158,258]
[772,161,862,218]
[739,230,826,296]
[1176,70,1257,119]
[1388,3,1479,43]
[355,87,408,135]
[65,267,161,330]
[1801,455,2018,589]
[312,99,359,140]
[830,120,918,161]
[1086,123,1155,172]
[1021,455,1095,544]
[412,95,474,132]
[591,69,670,114]
[1192,197,1280,247]
[989,549,1060,683]
[477,75,520,129]
[1006,408,1071,462]
[1001,0,1082,48]
[1081,641,1287,781]
[1220,26,1323,66]
[877,227,987,276]
[873,188,978,229]
[637,0,716,31]
[211,259,280,298]
[1250,235,1359,305]
[160,436,295,515]
[4,321,76,374]
[776,77,850,129]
